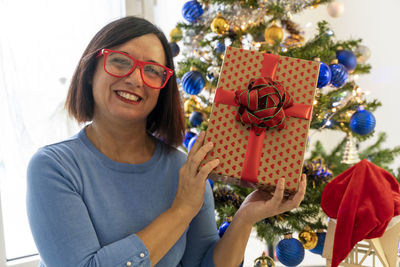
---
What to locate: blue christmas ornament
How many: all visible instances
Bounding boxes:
[349,108,376,135]
[182,0,203,23]
[208,179,213,189]
[182,70,205,95]
[398,239,400,253]
[336,49,357,71]
[309,232,326,255]
[183,131,196,148]
[216,42,226,54]
[276,235,305,266]
[187,135,198,151]
[329,61,348,88]
[218,221,230,237]
[189,111,204,127]
[317,61,332,88]
[169,42,180,57]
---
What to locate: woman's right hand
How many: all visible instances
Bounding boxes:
[171,131,220,218]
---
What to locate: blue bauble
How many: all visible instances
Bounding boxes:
[182,70,205,95]
[317,62,332,88]
[329,62,348,88]
[187,135,198,151]
[218,221,230,237]
[276,237,305,266]
[169,42,180,57]
[182,0,203,23]
[183,131,196,148]
[309,232,326,255]
[349,109,376,135]
[208,179,213,189]
[216,42,226,54]
[189,111,204,127]
[336,49,357,71]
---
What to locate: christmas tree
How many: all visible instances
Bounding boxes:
[170,0,400,264]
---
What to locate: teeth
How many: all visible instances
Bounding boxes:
[116,91,140,101]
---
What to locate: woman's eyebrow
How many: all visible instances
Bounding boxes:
[118,50,162,65]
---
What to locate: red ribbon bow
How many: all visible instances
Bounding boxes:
[234,77,294,135]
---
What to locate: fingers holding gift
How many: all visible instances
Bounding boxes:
[173,139,219,216]
[187,134,215,173]
[196,158,220,181]
[269,178,285,207]
[187,131,205,158]
[281,174,307,210]
[257,175,306,220]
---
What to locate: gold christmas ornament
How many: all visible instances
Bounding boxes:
[298,226,318,250]
[210,13,230,35]
[253,251,275,267]
[264,23,284,45]
[281,19,300,35]
[311,0,321,9]
[283,34,304,48]
[184,96,202,113]
[169,27,183,42]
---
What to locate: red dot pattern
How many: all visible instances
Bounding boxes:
[203,46,320,192]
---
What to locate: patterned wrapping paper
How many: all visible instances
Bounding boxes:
[203,46,320,194]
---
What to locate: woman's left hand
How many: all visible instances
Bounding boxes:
[234,174,307,226]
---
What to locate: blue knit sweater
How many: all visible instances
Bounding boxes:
[27,128,219,267]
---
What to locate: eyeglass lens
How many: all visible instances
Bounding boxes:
[105,52,167,88]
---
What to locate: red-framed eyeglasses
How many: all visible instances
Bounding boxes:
[96,49,174,89]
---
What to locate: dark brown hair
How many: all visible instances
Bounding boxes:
[65,16,185,147]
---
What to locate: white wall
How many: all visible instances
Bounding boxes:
[150,0,400,171]
[291,0,400,172]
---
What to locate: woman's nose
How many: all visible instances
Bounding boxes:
[125,67,143,87]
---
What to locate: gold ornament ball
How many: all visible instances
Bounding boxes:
[298,228,318,250]
[169,27,183,42]
[283,34,304,48]
[184,97,201,113]
[253,252,275,267]
[211,14,230,35]
[264,24,284,45]
[311,0,321,9]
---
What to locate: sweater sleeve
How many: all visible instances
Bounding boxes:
[181,181,220,267]
[26,149,151,267]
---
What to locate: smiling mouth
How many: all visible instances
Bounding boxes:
[115,91,142,102]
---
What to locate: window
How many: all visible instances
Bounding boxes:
[0,1,125,265]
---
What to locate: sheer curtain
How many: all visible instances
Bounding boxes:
[0,0,125,260]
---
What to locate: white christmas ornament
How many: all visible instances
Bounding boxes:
[327,2,344,18]
[355,45,371,63]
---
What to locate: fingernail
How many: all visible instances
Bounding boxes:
[208,142,214,147]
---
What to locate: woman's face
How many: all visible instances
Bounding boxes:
[91,34,166,126]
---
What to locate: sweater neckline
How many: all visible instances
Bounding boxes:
[78,128,162,173]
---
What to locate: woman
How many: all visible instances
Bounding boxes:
[27,16,306,267]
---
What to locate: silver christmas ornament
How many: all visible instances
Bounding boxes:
[341,133,360,165]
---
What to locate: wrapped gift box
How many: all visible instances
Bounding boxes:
[203,46,320,194]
